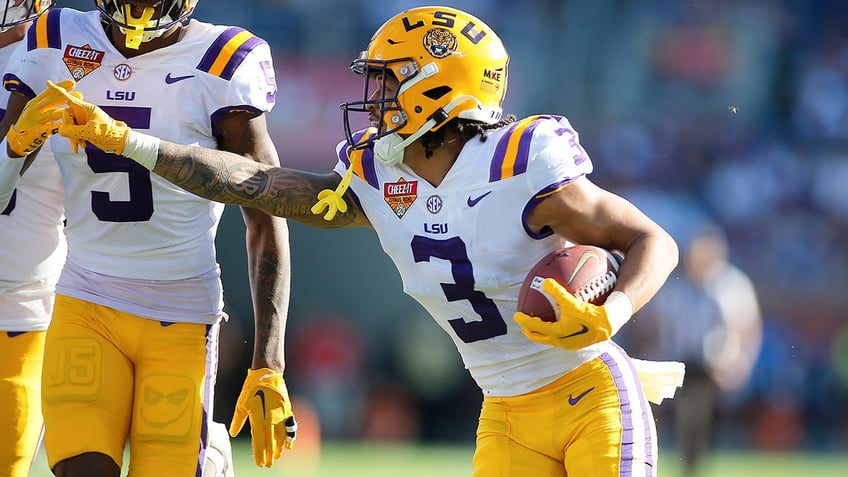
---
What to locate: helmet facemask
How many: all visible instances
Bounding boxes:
[342,57,425,166]
[95,0,196,49]
[0,0,53,32]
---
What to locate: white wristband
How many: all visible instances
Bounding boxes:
[604,291,633,336]
[0,137,25,210]
[122,130,160,170]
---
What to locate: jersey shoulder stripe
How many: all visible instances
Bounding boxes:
[339,129,379,189]
[488,114,556,182]
[2,73,34,99]
[196,27,266,80]
[27,8,62,51]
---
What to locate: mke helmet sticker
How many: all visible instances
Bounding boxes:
[423,28,457,59]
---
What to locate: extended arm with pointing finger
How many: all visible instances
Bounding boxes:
[54,87,369,228]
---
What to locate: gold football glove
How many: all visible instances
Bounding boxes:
[48,80,131,154]
[229,368,297,467]
[6,79,77,156]
[514,278,613,350]
[311,128,378,221]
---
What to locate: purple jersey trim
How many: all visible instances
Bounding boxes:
[2,73,36,99]
[209,105,263,137]
[357,147,378,189]
[521,177,581,239]
[340,130,379,189]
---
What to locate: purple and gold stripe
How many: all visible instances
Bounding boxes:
[600,347,656,477]
[340,129,379,189]
[197,27,265,81]
[195,322,220,476]
[3,73,36,99]
[488,115,551,182]
[27,8,62,51]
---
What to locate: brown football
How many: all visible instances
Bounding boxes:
[517,245,621,322]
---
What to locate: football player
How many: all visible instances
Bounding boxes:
[0,3,61,476]
[49,5,680,477]
[0,1,297,476]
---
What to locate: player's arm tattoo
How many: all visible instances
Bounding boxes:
[153,141,364,227]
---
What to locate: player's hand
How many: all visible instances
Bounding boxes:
[229,368,297,467]
[5,79,77,156]
[49,80,131,154]
[514,278,613,350]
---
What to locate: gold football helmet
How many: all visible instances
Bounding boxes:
[341,6,509,165]
[0,0,53,31]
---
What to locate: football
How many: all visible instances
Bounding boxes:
[517,245,622,322]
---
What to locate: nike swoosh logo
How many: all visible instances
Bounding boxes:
[568,386,595,405]
[160,321,175,327]
[566,250,601,286]
[254,390,266,418]
[562,324,589,338]
[7,331,26,338]
[467,191,492,207]
[165,73,194,84]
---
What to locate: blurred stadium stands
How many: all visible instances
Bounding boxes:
[54,0,848,457]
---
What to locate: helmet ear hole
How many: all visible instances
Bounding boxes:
[423,86,452,100]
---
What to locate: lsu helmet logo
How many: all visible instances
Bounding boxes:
[423,28,457,58]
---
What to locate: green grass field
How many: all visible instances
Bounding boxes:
[29,439,848,476]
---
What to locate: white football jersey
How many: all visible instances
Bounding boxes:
[335,115,616,397]
[0,38,66,332]
[4,8,277,323]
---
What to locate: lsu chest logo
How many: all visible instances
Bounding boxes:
[63,44,104,81]
[384,178,417,219]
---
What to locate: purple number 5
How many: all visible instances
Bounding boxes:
[86,106,153,222]
[411,235,507,343]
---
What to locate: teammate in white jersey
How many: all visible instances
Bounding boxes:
[49,5,680,477]
[0,3,62,476]
[0,1,297,476]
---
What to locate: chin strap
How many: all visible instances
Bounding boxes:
[373,94,483,166]
[311,128,378,221]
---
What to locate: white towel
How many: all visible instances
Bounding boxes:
[631,358,686,405]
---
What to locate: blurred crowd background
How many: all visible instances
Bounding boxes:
[57,0,848,466]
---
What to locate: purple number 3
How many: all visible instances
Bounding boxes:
[411,235,507,343]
